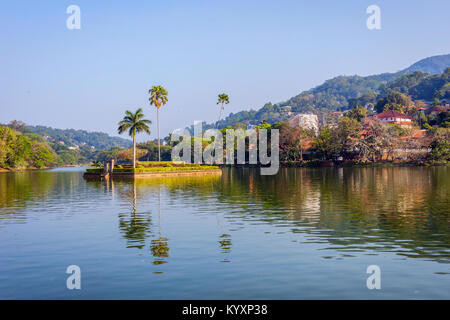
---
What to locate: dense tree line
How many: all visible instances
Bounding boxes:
[0,125,56,169]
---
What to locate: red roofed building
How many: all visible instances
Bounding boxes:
[374,110,412,126]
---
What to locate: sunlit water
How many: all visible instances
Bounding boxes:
[0,166,449,299]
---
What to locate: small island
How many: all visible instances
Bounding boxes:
[84,161,222,179]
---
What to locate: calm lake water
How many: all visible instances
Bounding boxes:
[0,166,449,299]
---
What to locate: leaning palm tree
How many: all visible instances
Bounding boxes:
[149,85,168,161]
[216,93,229,128]
[118,108,151,168]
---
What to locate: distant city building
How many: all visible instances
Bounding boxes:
[373,110,412,126]
[288,113,319,135]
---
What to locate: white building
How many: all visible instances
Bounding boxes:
[288,113,319,135]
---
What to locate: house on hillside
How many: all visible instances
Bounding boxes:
[282,106,293,116]
[373,110,412,126]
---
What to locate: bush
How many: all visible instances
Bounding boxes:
[429,140,450,161]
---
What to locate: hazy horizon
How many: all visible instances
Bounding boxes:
[2,0,450,141]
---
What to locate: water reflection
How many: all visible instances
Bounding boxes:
[117,181,153,250]
[150,186,170,265]
[1,167,449,265]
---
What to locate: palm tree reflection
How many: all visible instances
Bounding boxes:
[150,186,170,265]
[118,181,153,249]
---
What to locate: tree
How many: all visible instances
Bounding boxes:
[375,91,413,113]
[149,85,168,161]
[347,105,367,122]
[118,109,151,168]
[429,140,450,161]
[216,93,230,128]
[335,117,362,159]
[279,123,307,162]
[7,120,28,133]
[429,128,450,161]
[312,128,338,160]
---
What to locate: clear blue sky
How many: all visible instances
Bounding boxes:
[1,0,449,141]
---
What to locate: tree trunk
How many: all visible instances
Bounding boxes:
[133,129,136,169]
[217,103,224,129]
[157,108,161,162]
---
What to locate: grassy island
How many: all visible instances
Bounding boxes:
[84,161,222,179]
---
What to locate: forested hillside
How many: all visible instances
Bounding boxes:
[217,54,450,128]
[27,125,132,150]
[0,121,133,169]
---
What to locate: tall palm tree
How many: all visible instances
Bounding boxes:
[216,93,229,128]
[149,85,168,161]
[118,108,151,168]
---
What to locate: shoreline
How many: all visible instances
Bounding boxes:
[2,161,449,173]
[0,164,89,172]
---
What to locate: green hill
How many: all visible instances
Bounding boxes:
[399,54,450,75]
[27,125,132,150]
[217,54,450,128]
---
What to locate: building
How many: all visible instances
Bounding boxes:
[282,106,293,116]
[288,113,319,135]
[374,110,412,126]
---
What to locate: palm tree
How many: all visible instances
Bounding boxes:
[216,93,229,128]
[149,85,168,161]
[118,108,151,168]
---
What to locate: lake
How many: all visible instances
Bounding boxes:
[0,166,449,299]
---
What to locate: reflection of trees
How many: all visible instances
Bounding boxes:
[117,181,153,250]
[218,234,232,253]
[98,168,448,264]
[0,170,75,223]
[150,186,169,265]
[215,167,450,263]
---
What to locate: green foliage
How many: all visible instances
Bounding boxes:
[137,141,172,161]
[118,108,152,137]
[94,146,123,162]
[312,128,338,159]
[0,125,55,169]
[375,91,413,113]
[149,85,168,108]
[27,125,132,149]
[346,105,368,122]
[217,93,230,105]
[429,140,450,161]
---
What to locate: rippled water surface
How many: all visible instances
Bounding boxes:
[0,166,449,299]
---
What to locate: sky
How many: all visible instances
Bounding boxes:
[1,0,449,141]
